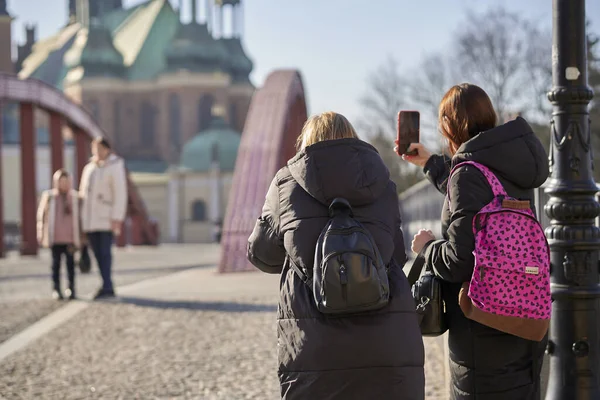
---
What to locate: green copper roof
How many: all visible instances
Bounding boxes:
[123,0,179,80]
[17,0,252,87]
[125,158,169,174]
[165,22,228,73]
[180,117,240,172]
[79,21,125,77]
[220,38,253,82]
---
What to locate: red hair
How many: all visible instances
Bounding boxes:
[438,84,497,155]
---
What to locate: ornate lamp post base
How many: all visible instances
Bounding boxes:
[545,0,600,399]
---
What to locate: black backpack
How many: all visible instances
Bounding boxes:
[289,198,390,315]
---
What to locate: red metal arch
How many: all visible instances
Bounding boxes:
[219,70,308,273]
[0,73,157,256]
[0,72,104,139]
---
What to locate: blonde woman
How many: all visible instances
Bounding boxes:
[37,169,82,300]
[248,112,425,399]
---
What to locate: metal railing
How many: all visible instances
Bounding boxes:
[398,178,600,255]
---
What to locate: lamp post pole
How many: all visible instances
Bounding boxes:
[544,0,600,398]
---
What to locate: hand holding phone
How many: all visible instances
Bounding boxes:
[396,111,420,156]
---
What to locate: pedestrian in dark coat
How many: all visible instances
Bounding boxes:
[248,112,425,400]
[400,84,549,400]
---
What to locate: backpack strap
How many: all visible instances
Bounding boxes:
[406,240,435,286]
[447,161,507,208]
[286,256,311,285]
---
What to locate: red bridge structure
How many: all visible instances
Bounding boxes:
[219,70,308,273]
[0,72,158,257]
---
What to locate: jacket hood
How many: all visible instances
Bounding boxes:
[453,117,549,189]
[287,138,391,207]
[52,172,72,191]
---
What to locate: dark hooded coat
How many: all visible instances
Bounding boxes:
[247,138,425,400]
[421,117,549,400]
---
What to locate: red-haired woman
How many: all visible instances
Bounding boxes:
[399,84,549,399]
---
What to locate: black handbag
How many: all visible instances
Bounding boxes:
[407,248,448,337]
[78,245,91,274]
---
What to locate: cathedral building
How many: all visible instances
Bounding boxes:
[14,0,253,173]
[0,0,254,243]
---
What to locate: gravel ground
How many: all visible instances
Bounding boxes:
[0,298,279,400]
[0,245,220,302]
[0,300,64,344]
[424,336,449,400]
[0,258,451,400]
[0,299,449,400]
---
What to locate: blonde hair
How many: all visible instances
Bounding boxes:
[296,111,358,151]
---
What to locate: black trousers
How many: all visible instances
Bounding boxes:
[51,244,75,291]
[87,232,114,291]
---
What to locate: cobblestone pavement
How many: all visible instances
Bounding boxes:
[0,244,220,301]
[423,336,449,400]
[0,300,64,344]
[0,245,220,355]
[0,262,450,400]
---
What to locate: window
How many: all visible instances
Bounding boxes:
[169,94,181,151]
[198,94,215,133]
[140,101,156,146]
[191,200,207,221]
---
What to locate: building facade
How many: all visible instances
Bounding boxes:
[13,0,253,174]
[132,106,239,243]
[0,0,253,244]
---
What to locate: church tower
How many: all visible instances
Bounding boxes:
[0,0,13,73]
[70,0,123,25]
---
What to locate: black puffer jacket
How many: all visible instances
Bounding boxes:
[248,138,425,400]
[422,117,549,400]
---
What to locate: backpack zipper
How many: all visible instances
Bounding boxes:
[324,226,366,236]
[339,255,348,301]
[323,249,375,264]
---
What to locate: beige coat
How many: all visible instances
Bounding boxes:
[79,154,128,233]
[36,189,82,248]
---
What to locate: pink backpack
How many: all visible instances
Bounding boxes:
[449,161,551,341]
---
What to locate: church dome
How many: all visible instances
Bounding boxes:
[165,22,228,73]
[180,112,240,173]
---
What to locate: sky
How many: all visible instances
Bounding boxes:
[6,0,600,134]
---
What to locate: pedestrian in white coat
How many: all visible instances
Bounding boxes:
[37,169,82,300]
[79,137,128,299]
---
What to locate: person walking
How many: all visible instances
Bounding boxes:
[248,112,425,400]
[37,169,82,300]
[79,137,128,300]
[399,84,549,399]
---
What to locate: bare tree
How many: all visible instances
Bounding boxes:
[369,128,422,193]
[403,53,462,151]
[455,8,549,122]
[358,57,423,192]
[358,56,406,137]
[406,54,457,123]
[523,25,553,117]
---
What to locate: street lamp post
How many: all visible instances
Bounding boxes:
[545,0,600,399]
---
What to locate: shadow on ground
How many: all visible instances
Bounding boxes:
[116,296,278,313]
[0,264,214,282]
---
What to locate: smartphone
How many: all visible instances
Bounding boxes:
[397,111,420,156]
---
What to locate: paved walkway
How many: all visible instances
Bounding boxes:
[0,245,450,399]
